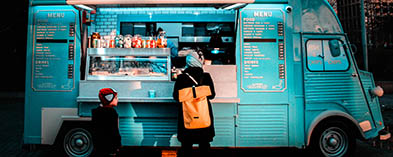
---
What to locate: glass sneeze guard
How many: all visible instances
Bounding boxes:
[87,48,171,81]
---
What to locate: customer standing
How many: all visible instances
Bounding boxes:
[91,88,122,156]
[173,50,216,157]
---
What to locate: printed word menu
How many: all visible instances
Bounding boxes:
[240,9,286,92]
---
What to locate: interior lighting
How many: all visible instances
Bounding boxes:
[222,3,246,10]
[74,4,94,11]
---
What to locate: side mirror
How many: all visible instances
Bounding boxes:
[328,39,341,57]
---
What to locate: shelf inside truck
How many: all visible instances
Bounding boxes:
[87,48,170,56]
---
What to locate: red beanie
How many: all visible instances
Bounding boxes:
[98,88,118,106]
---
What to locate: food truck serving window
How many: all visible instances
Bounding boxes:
[118,22,236,66]
[92,7,236,67]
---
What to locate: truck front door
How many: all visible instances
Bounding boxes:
[302,34,377,138]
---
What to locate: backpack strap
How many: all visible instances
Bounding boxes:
[185,73,199,98]
[185,73,198,85]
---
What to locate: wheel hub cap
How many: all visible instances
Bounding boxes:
[64,128,93,156]
[320,127,348,156]
[328,136,339,147]
[75,139,84,147]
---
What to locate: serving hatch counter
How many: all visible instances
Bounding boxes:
[78,57,239,104]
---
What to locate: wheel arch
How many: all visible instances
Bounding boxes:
[41,108,91,145]
[306,110,365,146]
[54,120,93,145]
[54,120,94,157]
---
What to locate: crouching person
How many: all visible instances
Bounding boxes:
[91,88,122,156]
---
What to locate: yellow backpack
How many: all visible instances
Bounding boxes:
[178,73,212,129]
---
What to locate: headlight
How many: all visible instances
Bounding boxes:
[370,86,384,97]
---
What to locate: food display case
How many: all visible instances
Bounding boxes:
[86,48,171,81]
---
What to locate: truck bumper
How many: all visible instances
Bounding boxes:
[379,129,391,141]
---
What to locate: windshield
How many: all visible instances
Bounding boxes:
[301,0,342,33]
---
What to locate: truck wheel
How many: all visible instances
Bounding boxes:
[63,127,94,157]
[310,121,355,157]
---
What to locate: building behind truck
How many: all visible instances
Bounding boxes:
[24,0,390,156]
[336,0,393,81]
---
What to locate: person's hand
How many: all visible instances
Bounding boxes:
[178,49,194,57]
[177,50,188,57]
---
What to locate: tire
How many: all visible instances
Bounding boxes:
[310,120,356,157]
[63,127,94,157]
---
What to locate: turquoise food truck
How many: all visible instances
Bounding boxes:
[24,0,390,156]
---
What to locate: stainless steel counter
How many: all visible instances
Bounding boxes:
[78,65,239,103]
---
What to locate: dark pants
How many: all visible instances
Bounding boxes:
[178,142,211,157]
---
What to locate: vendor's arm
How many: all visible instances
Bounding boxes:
[167,40,178,57]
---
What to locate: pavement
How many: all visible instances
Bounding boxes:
[1,92,393,156]
[381,94,393,110]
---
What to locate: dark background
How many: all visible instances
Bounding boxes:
[335,0,393,82]
[0,0,29,92]
[0,1,392,156]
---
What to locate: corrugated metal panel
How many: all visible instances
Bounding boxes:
[237,105,288,147]
[359,71,384,129]
[119,117,177,146]
[212,117,235,146]
[360,71,374,110]
[116,103,237,147]
[211,103,236,147]
[304,72,369,121]
[119,115,236,147]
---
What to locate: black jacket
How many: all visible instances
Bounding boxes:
[91,106,121,154]
[173,67,216,143]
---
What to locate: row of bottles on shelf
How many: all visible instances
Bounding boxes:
[90,32,167,49]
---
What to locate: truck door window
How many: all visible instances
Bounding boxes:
[306,39,349,71]
[306,40,324,71]
[323,40,349,71]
